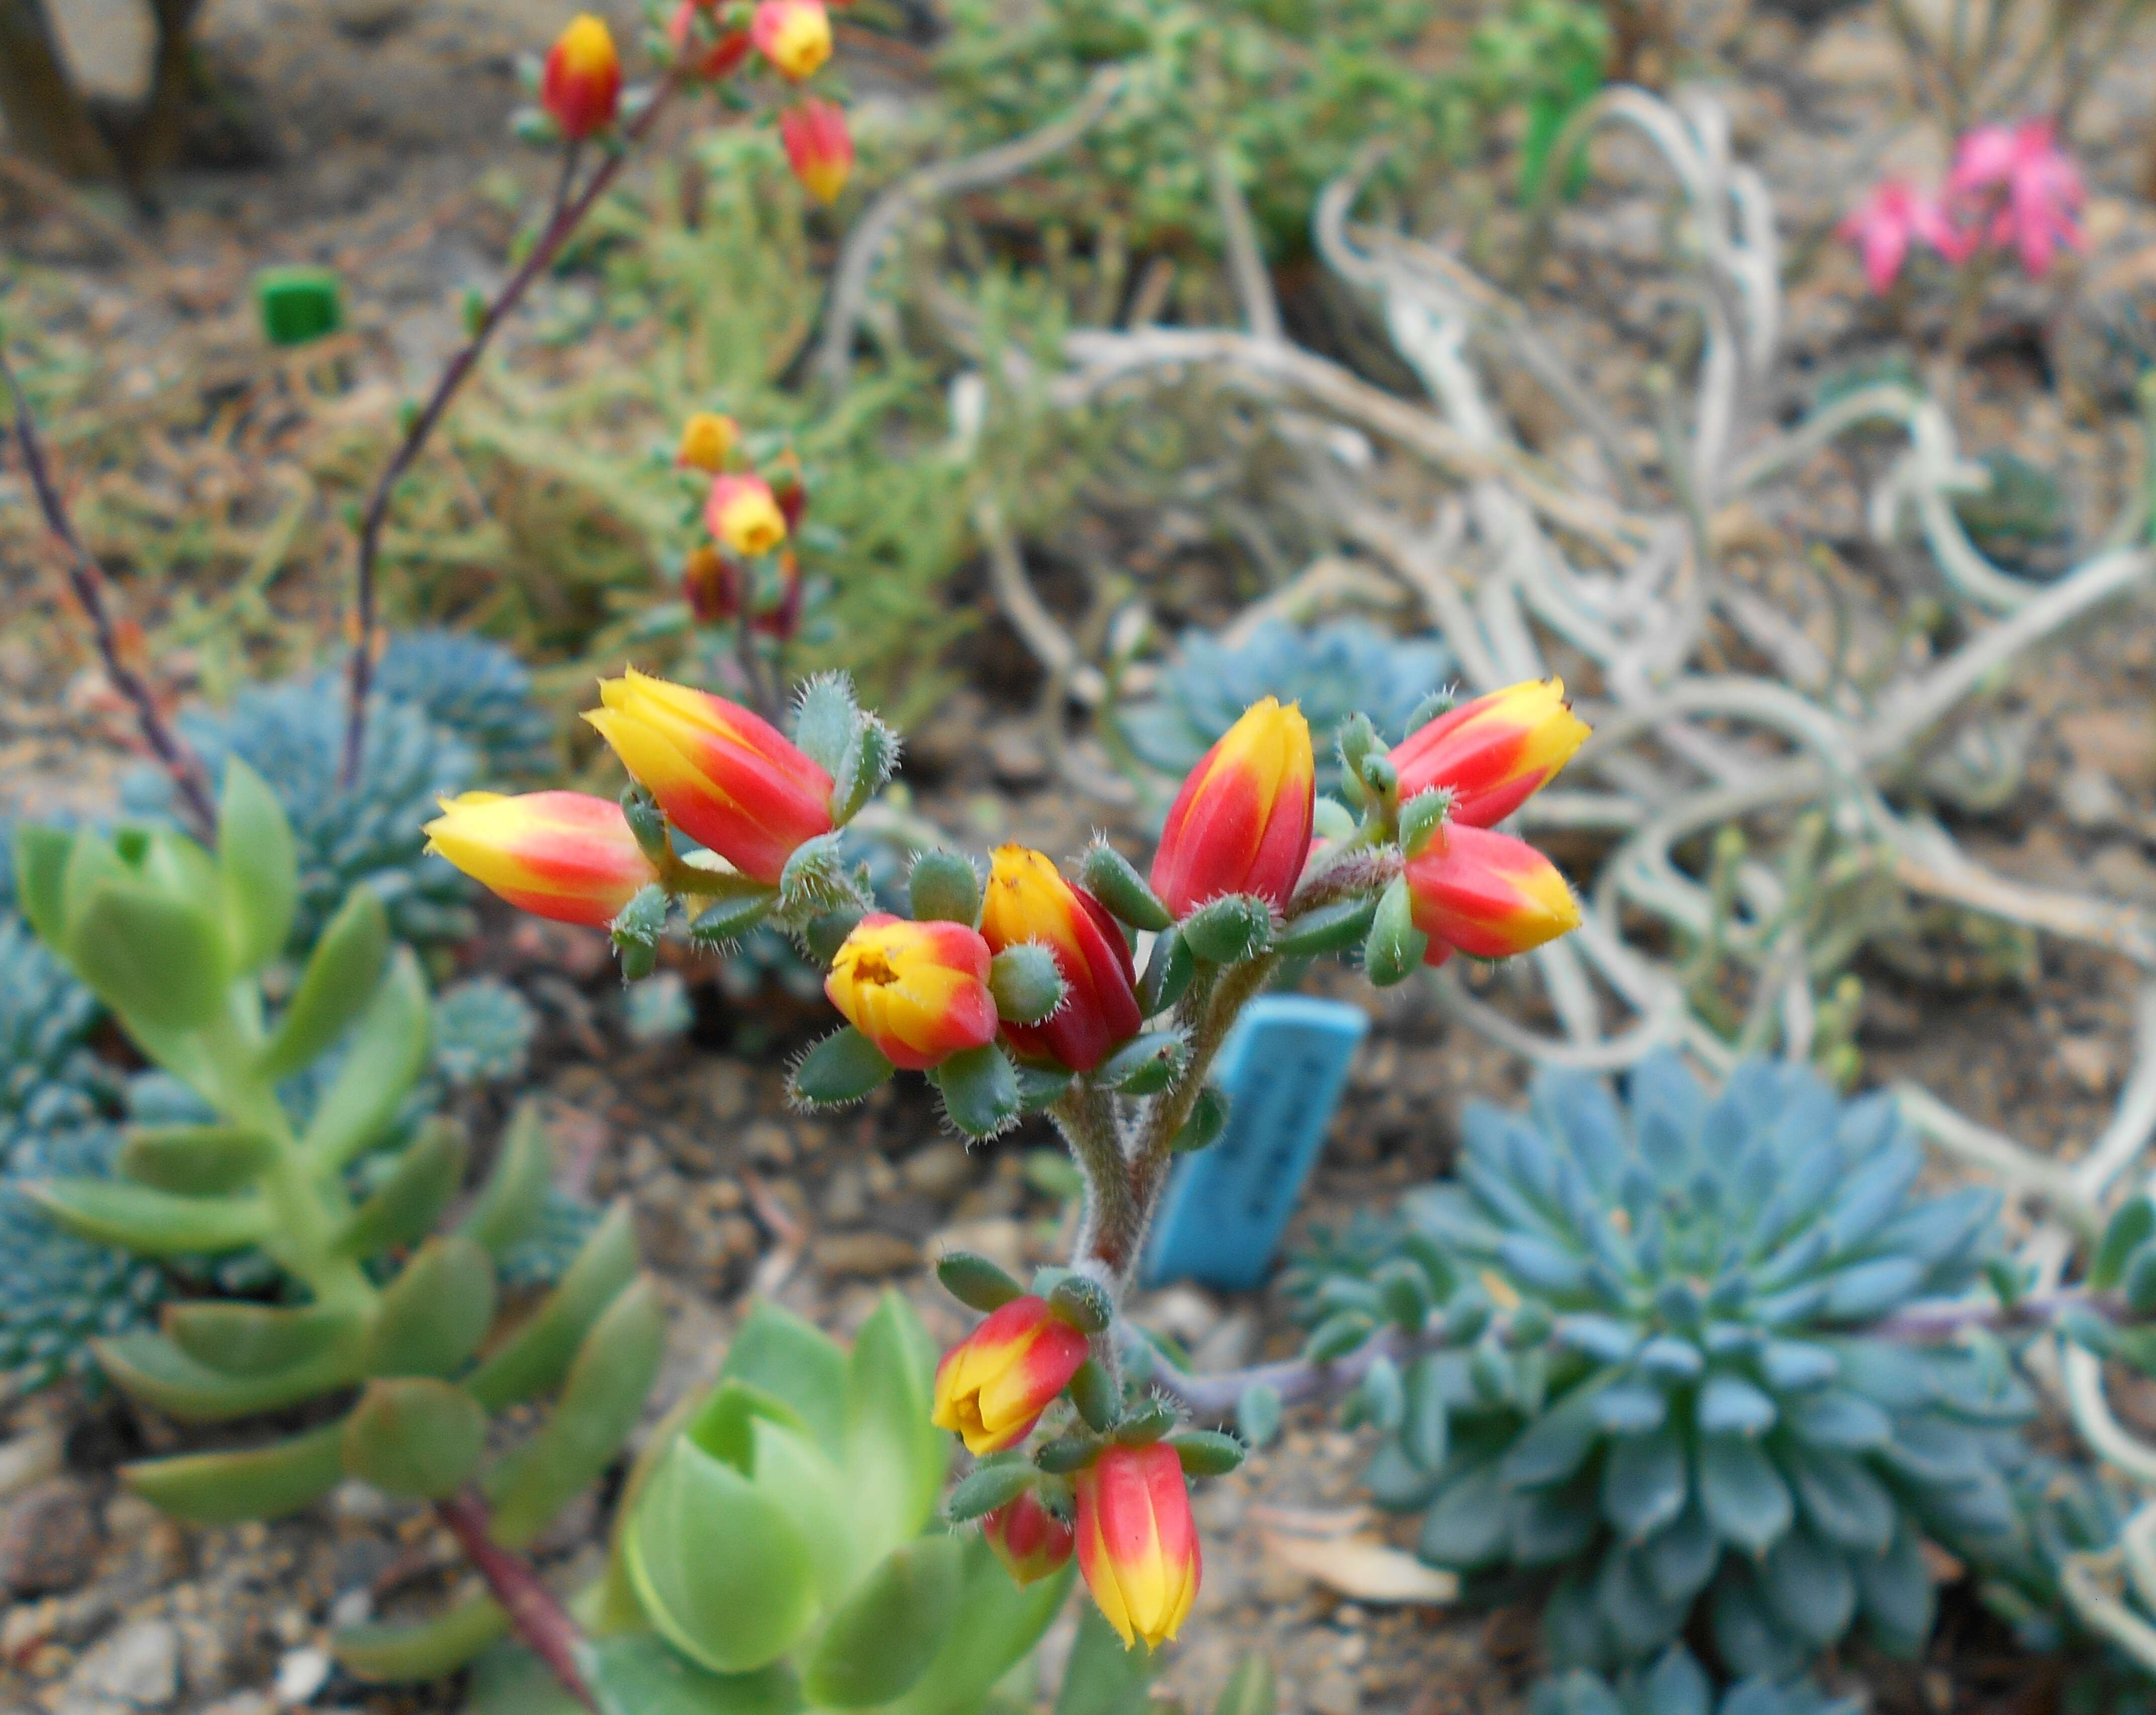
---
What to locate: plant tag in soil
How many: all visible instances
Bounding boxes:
[1141,995,1368,1291]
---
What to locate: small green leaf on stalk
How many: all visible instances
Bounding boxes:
[1014,1062,1073,1112]
[1069,1359,1119,1432]
[1335,715,1380,808]
[1033,1435,1100,1474]
[935,1043,1022,1139]
[484,1276,667,1548]
[1047,1276,1112,1335]
[1237,1383,1282,1449]
[119,1125,277,1196]
[1136,928,1195,1014]
[2057,1304,2119,1357]
[936,1251,1024,1314]
[466,1203,639,1410]
[459,1102,553,1260]
[1312,796,1356,843]
[166,1302,361,1378]
[341,1378,488,1499]
[363,1236,497,1379]
[13,824,72,949]
[1396,789,1451,860]
[216,759,299,972]
[989,944,1066,1026]
[688,890,776,949]
[302,948,432,1171]
[26,1177,268,1257]
[122,1419,348,1525]
[2095,1196,2156,1290]
[91,1330,358,1423]
[831,715,900,824]
[611,883,670,962]
[1358,752,1398,803]
[1080,843,1171,933]
[945,1460,1038,1524]
[1168,1430,1245,1477]
[1984,1255,2029,1310]
[66,878,229,1033]
[621,785,670,863]
[1304,1312,1374,1364]
[1112,1396,1178,1445]
[1170,1085,1230,1155]
[335,1121,468,1260]
[256,885,389,1082]
[1273,896,1378,959]
[336,1598,510,1688]
[1401,688,1456,734]
[777,832,861,922]
[792,672,860,777]
[1358,1355,1405,1432]
[910,850,983,926]
[792,1026,896,1107]
[1360,876,1426,987]
[1399,1234,1458,1300]
[1374,1259,1431,1332]
[1095,1031,1187,1096]
[1180,894,1272,965]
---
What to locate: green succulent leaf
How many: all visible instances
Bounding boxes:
[118,1124,279,1196]
[466,1202,640,1410]
[460,1101,555,1259]
[877,1538,1071,1715]
[2093,1195,2155,1290]
[336,1121,469,1260]
[122,1420,347,1524]
[486,1276,666,1548]
[1212,1655,1277,1715]
[165,1302,364,1378]
[988,944,1067,1025]
[93,1330,359,1422]
[13,822,73,949]
[792,1026,897,1107]
[256,885,389,1082]
[843,1290,949,1566]
[909,850,982,926]
[1095,1030,1187,1096]
[803,1535,964,1707]
[1360,875,1425,987]
[341,1377,489,1498]
[65,876,229,1034]
[26,1177,268,1257]
[1697,1434,1792,1557]
[717,1299,849,1458]
[1273,896,1378,958]
[338,1599,512,1687]
[217,758,300,972]
[1179,893,1272,964]
[935,1043,1022,1139]
[363,1236,498,1378]
[1079,842,1171,934]
[935,1250,1024,1314]
[303,947,432,1170]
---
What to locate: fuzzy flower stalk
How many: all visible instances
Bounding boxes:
[428,665,1590,1651]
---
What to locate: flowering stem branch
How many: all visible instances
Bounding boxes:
[339,76,681,788]
[434,1491,596,1712]
[0,347,219,841]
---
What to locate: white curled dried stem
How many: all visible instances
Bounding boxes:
[1207,144,1284,345]
[973,495,1109,707]
[2076,984,2156,1199]
[2067,1343,2156,1487]
[1895,1084,2103,1240]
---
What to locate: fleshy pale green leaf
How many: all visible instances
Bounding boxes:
[467,1203,640,1410]
[486,1277,666,1548]
[217,758,299,973]
[718,1299,849,1458]
[257,886,389,1082]
[364,1236,497,1378]
[122,1420,347,1524]
[802,1536,964,1707]
[792,1027,895,1107]
[65,877,228,1033]
[337,1122,468,1260]
[843,1291,948,1565]
[1055,1600,1158,1715]
[340,1378,488,1498]
[13,823,72,949]
[459,1101,554,1259]
[936,1043,1021,1139]
[118,1125,278,1196]
[93,1331,359,1422]
[303,948,432,1170]
[625,1438,818,1673]
[879,1540,1071,1715]
[909,850,982,926]
[166,1302,363,1378]
[1698,1434,1793,1556]
[339,1599,511,1686]
[584,1634,805,1715]
[26,1177,267,1257]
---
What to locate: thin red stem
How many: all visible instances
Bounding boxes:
[434,1491,596,1711]
[340,78,681,786]
[1,349,219,841]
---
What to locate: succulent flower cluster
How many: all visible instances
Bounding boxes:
[672,413,818,669]
[424,660,1593,1654]
[1293,1054,2028,1682]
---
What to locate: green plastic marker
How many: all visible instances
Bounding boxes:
[255,267,344,348]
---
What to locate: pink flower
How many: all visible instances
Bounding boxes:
[1839,179,1964,293]
[1947,119,2086,279]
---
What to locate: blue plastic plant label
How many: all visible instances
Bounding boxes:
[1141,994,1370,1291]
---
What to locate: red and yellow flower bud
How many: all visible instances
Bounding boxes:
[1149,697,1315,918]
[681,546,741,625]
[584,670,832,884]
[667,0,750,78]
[979,845,1140,1073]
[750,0,831,80]
[676,411,741,474]
[931,1294,1089,1454]
[753,551,804,641]
[541,15,622,140]
[706,473,789,558]
[423,791,657,928]
[1392,678,1589,828]
[826,914,999,1072]
[984,1490,1076,1586]
[767,450,810,532]
[780,98,853,204]
[1074,1443,1201,1650]
[1404,823,1581,960]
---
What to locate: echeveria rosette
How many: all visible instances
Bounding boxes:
[1298,1053,2026,1681]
